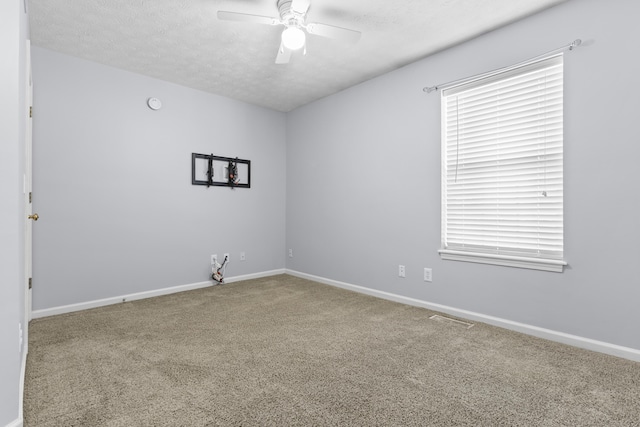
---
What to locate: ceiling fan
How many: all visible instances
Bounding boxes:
[217,0,361,64]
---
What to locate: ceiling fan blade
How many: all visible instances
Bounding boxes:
[217,11,280,26]
[305,22,361,43]
[290,0,310,15]
[275,42,292,64]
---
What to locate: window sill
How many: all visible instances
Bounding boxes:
[438,249,567,273]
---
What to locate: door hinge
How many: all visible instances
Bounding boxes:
[29,192,32,204]
[28,278,32,289]
[29,106,32,118]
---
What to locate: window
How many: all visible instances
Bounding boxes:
[440,55,566,272]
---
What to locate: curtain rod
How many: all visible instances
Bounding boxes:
[423,39,582,94]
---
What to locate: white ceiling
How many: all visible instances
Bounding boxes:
[28,0,567,112]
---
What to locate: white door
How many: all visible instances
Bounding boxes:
[25,39,34,323]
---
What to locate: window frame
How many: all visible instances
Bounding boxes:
[439,55,567,273]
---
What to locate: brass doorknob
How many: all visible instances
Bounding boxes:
[28,213,39,221]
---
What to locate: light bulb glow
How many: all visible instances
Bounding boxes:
[281,27,306,50]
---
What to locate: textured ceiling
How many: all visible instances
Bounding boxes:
[28,0,567,112]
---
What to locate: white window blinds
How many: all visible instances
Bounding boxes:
[440,55,565,271]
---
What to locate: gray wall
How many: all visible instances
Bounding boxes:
[32,48,287,310]
[0,0,29,425]
[24,0,640,382]
[286,0,640,350]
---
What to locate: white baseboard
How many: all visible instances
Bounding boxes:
[31,269,286,319]
[286,269,640,363]
[224,269,286,284]
[5,418,23,427]
[15,338,27,427]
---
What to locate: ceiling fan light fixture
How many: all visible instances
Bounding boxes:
[282,26,306,50]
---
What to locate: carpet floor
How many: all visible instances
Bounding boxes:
[24,274,640,426]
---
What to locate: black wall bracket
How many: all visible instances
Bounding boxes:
[191,153,251,189]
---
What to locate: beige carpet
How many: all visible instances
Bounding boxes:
[25,274,640,426]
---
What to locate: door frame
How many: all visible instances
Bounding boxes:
[24,38,33,326]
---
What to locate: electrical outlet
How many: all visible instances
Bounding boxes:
[399,265,406,278]
[211,254,217,265]
[424,268,433,282]
[240,251,246,261]
[224,253,229,262]
[288,248,293,258]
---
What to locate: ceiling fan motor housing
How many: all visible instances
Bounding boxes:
[278,0,304,27]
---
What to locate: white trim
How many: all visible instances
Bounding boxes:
[16,338,27,427]
[224,269,285,284]
[285,269,640,363]
[31,269,286,319]
[439,250,567,273]
[5,418,23,427]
